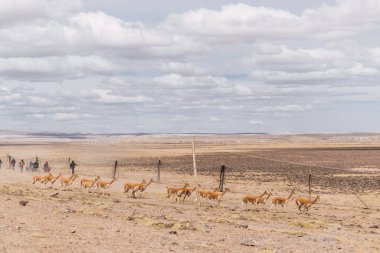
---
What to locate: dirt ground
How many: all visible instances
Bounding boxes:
[0,134,380,253]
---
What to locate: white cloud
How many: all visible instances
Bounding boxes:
[93,89,153,104]
[248,43,380,85]
[0,56,118,81]
[0,0,82,24]
[1,1,380,133]
[29,113,45,119]
[157,61,205,76]
[0,93,22,104]
[163,1,380,42]
[209,116,220,122]
[171,115,190,122]
[50,113,93,121]
[164,4,302,42]
[154,73,221,88]
[255,105,308,112]
[28,112,93,121]
[249,120,264,125]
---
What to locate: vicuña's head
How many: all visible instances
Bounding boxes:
[141,179,147,184]
[267,192,272,197]
[224,188,231,193]
[315,195,320,202]
[184,182,190,187]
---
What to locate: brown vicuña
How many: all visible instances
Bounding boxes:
[207,188,231,206]
[194,187,218,203]
[242,191,268,210]
[96,177,117,195]
[295,195,320,212]
[177,186,197,202]
[123,179,146,196]
[41,173,60,190]
[132,178,154,198]
[257,192,272,206]
[60,173,79,190]
[32,173,52,188]
[270,189,295,211]
[81,176,100,193]
[166,183,190,201]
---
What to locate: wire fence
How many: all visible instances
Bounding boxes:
[2,148,380,195]
[1,148,379,210]
[111,149,380,196]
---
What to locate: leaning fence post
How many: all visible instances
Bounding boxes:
[218,163,226,192]
[113,160,118,178]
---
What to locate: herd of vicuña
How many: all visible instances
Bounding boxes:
[31,172,320,212]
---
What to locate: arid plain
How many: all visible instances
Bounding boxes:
[1,133,380,252]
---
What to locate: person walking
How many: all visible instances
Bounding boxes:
[43,161,50,173]
[34,158,39,172]
[10,158,16,170]
[70,160,77,174]
[28,161,34,172]
[19,159,25,173]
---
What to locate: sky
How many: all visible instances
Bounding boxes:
[0,0,380,134]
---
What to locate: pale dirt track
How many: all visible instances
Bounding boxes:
[1,134,380,253]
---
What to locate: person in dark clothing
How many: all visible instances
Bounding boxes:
[43,161,50,173]
[34,159,39,171]
[10,158,16,170]
[0,159,2,169]
[70,161,77,174]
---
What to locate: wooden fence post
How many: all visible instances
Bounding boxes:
[157,159,161,183]
[7,154,11,169]
[113,160,118,178]
[192,137,200,207]
[218,163,226,192]
[309,173,312,199]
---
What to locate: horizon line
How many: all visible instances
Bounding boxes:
[1,130,380,136]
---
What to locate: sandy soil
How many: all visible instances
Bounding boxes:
[0,134,380,253]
